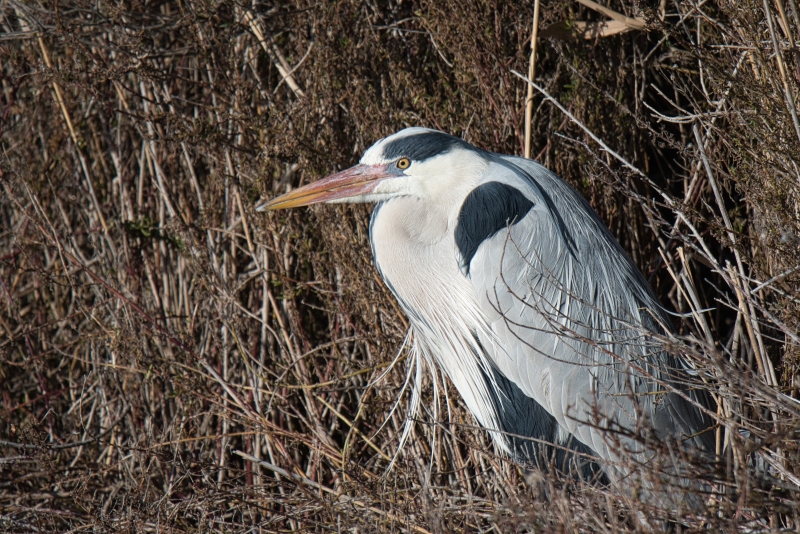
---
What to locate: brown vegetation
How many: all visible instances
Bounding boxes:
[1,0,799,531]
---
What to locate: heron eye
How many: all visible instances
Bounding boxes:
[396,158,411,170]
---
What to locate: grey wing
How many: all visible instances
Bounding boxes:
[479,354,605,480]
[462,155,714,473]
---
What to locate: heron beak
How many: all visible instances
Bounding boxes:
[256,164,392,211]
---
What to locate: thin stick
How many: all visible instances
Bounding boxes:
[314,394,391,462]
[774,0,797,52]
[523,0,541,159]
[764,0,800,149]
[692,124,777,387]
[8,185,262,423]
[242,10,305,98]
[513,70,675,205]
[37,37,115,258]
[0,405,130,450]
[233,451,433,534]
[575,0,646,31]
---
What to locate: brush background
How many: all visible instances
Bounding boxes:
[2,0,799,531]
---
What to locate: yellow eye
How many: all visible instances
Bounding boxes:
[396,158,411,170]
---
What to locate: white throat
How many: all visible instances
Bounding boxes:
[368,150,506,451]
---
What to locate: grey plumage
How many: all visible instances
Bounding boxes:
[469,155,713,473]
[259,127,714,504]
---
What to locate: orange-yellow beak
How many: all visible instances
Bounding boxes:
[257,164,393,211]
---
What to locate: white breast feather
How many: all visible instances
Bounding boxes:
[370,196,511,456]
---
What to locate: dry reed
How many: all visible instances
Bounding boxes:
[1,0,799,531]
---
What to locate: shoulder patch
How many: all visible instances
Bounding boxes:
[455,182,534,274]
[382,131,466,162]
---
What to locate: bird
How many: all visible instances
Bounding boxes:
[258,127,714,503]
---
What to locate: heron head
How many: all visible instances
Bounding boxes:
[257,128,488,211]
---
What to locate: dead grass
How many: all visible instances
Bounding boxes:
[1,0,799,531]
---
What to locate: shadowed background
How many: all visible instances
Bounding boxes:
[2,0,800,531]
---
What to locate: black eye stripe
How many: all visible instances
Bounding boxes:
[382,132,466,161]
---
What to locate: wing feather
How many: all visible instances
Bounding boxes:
[466,155,714,480]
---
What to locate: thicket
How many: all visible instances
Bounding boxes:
[1,0,799,531]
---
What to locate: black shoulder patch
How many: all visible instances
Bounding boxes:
[455,182,534,274]
[382,131,466,162]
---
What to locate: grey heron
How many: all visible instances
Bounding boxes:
[259,127,714,501]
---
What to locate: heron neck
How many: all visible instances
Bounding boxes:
[369,198,504,438]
